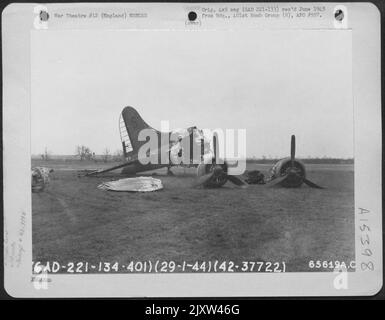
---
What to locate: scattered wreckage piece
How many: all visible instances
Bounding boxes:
[243,170,266,185]
[31,167,54,193]
[97,176,163,192]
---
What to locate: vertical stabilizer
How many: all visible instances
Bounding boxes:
[119,106,157,159]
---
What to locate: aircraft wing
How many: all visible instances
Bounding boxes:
[83,145,173,177]
[83,160,138,177]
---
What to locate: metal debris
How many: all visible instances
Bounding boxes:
[32,167,53,193]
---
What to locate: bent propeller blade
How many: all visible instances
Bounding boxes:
[226,175,248,188]
[303,178,324,189]
[194,172,216,187]
[265,175,288,187]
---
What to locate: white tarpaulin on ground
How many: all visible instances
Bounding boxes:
[97,177,163,192]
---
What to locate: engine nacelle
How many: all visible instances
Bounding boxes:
[269,158,306,188]
[197,162,228,188]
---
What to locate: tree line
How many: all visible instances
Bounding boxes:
[39,145,124,162]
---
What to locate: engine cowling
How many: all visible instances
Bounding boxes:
[269,158,306,188]
[196,162,228,188]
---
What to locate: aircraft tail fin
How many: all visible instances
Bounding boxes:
[119,106,157,159]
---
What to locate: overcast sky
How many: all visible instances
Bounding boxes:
[31,29,353,158]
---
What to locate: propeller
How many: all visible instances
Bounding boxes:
[267,135,323,189]
[195,161,247,188]
[194,133,246,188]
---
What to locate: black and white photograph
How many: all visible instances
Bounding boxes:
[2,2,382,298]
[30,26,355,274]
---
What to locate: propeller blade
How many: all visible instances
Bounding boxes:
[194,165,224,187]
[265,175,288,187]
[194,172,216,187]
[226,175,247,188]
[213,134,217,162]
[290,135,296,167]
[303,178,324,189]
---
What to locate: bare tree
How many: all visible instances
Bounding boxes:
[102,148,110,163]
[75,145,92,161]
[113,149,123,162]
[41,147,51,161]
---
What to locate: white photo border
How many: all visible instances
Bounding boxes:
[2,2,382,297]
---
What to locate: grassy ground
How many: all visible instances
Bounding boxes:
[32,160,354,272]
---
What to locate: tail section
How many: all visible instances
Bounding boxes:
[119,106,158,160]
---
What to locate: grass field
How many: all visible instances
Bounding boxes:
[32,159,355,272]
